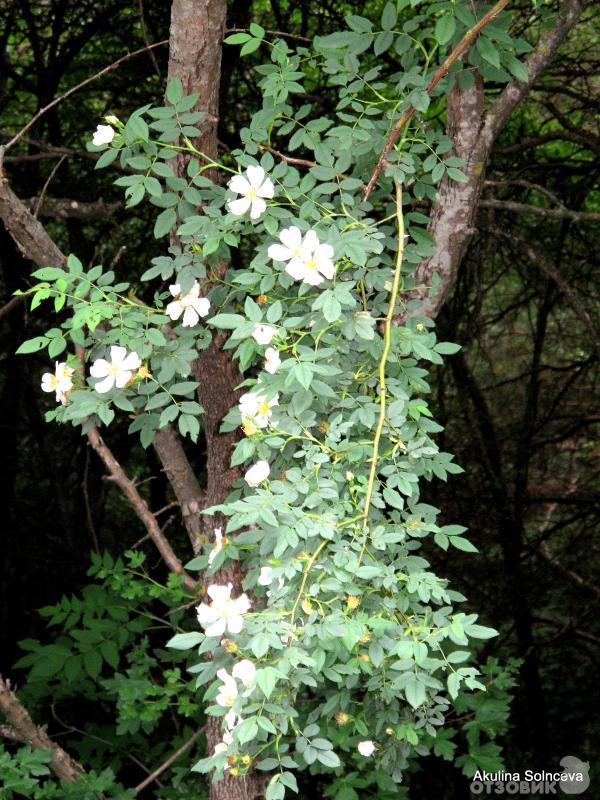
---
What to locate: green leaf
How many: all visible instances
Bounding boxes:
[31,267,66,281]
[256,667,280,699]
[449,536,478,553]
[236,717,259,744]
[16,336,48,355]
[476,36,500,69]
[99,639,119,669]
[405,676,426,708]
[322,292,341,322]
[83,649,102,680]
[435,16,456,46]
[166,78,184,105]
[240,38,262,56]
[249,22,265,39]
[167,631,204,649]
[505,54,528,83]
[209,313,247,329]
[381,2,398,30]
[315,749,341,768]
[225,32,252,44]
[154,208,177,239]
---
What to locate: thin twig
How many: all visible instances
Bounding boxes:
[0,293,26,322]
[133,728,203,793]
[0,40,169,158]
[34,155,67,218]
[138,0,162,77]
[480,197,600,223]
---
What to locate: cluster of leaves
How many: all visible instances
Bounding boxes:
[5,552,208,799]
[14,4,531,798]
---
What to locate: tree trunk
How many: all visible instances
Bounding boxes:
[166,2,258,797]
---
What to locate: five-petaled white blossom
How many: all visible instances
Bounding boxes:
[196,583,251,638]
[239,392,279,431]
[215,668,239,708]
[268,226,335,286]
[92,124,115,146]
[252,324,276,346]
[227,165,274,220]
[358,740,376,757]
[166,281,210,327]
[244,460,270,487]
[264,347,281,374]
[213,729,233,756]
[258,566,274,586]
[90,346,141,394]
[232,659,256,691]
[208,527,223,566]
[41,362,74,404]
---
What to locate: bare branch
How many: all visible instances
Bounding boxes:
[87,428,197,593]
[0,40,169,159]
[0,676,83,783]
[153,427,206,553]
[538,541,600,598]
[24,196,122,221]
[133,728,203,794]
[489,226,598,339]
[480,197,600,223]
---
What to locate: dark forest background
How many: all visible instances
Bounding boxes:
[0,0,598,796]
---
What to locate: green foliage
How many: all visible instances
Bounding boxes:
[12,2,534,796]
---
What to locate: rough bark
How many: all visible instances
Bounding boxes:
[406,75,487,320]
[153,426,206,553]
[167,2,258,797]
[0,675,83,783]
[0,174,65,267]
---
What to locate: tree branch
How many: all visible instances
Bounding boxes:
[0,170,197,591]
[153,427,206,554]
[87,428,196,592]
[484,0,585,141]
[481,197,600,223]
[538,541,600,598]
[133,728,203,794]
[363,0,509,201]
[0,676,83,783]
[489,226,598,339]
[23,196,122,220]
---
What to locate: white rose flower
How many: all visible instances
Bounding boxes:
[166,281,210,327]
[239,392,279,430]
[252,323,276,345]
[258,566,273,586]
[92,124,115,146]
[196,583,251,638]
[264,347,281,374]
[214,729,233,755]
[244,460,270,487]
[227,165,274,220]
[90,346,141,394]
[268,226,335,286]
[215,668,239,708]
[358,740,377,757]
[41,362,74,404]
[208,527,223,566]
[232,659,256,691]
